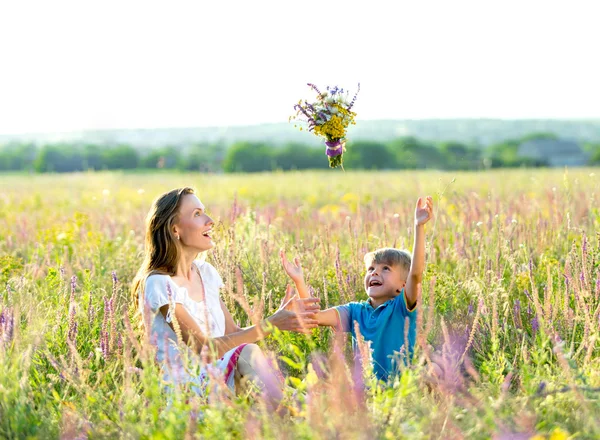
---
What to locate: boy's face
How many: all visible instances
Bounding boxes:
[364,262,407,302]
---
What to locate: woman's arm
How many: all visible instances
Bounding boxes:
[160,290,320,359]
[220,299,243,334]
[162,304,266,358]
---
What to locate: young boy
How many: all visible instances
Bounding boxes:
[280,196,433,381]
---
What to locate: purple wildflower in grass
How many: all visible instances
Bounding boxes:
[563,274,570,290]
[595,271,600,300]
[536,381,547,395]
[514,299,521,316]
[529,258,534,276]
[60,266,65,281]
[111,271,118,293]
[100,296,109,360]
[2,308,14,345]
[68,321,78,345]
[531,315,539,335]
[527,303,532,315]
[6,283,13,303]
[351,355,366,407]
[468,301,474,316]
[70,275,77,300]
[68,304,77,344]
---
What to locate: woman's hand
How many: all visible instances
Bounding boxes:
[266,285,320,334]
[279,249,305,284]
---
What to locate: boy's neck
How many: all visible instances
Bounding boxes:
[368,296,393,309]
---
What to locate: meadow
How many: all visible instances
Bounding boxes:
[1,169,599,439]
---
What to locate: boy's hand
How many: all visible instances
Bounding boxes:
[415,196,434,226]
[279,249,305,284]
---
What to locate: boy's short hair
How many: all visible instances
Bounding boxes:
[363,248,412,277]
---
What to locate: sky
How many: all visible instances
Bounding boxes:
[0,0,598,135]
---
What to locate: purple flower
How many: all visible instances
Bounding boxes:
[307,83,323,95]
[70,275,77,299]
[347,83,360,111]
[68,321,78,345]
[513,299,521,316]
[0,307,14,345]
[468,301,474,316]
[100,296,110,360]
[531,315,539,335]
[537,381,546,394]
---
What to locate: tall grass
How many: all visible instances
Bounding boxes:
[0,169,599,439]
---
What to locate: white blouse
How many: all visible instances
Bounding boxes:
[141,260,227,385]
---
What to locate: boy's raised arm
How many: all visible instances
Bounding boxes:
[404,196,433,310]
[280,250,342,328]
[280,249,311,299]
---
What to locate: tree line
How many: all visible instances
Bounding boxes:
[1,134,599,173]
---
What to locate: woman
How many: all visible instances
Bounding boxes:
[131,187,319,404]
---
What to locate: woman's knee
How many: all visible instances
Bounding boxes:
[238,344,266,376]
[240,343,263,362]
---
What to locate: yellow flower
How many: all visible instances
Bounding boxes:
[549,428,569,440]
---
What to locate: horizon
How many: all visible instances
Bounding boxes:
[3,116,600,138]
[1,0,599,136]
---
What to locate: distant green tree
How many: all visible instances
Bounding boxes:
[343,141,396,169]
[82,144,104,170]
[222,142,274,173]
[183,143,227,172]
[34,144,84,172]
[519,132,558,142]
[140,146,181,169]
[439,141,481,170]
[587,143,600,165]
[0,143,37,171]
[273,143,327,170]
[388,137,445,169]
[102,145,139,169]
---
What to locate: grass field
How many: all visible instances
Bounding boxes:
[1,169,599,439]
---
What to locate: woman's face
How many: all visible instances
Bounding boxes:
[173,194,215,252]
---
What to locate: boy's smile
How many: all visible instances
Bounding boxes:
[364,262,406,307]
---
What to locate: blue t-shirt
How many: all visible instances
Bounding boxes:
[335,290,417,381]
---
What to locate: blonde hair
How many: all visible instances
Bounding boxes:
[363,248,412,277]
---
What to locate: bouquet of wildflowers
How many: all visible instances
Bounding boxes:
[290,83,360,168]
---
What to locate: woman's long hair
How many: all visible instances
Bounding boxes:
[131,186,195,309]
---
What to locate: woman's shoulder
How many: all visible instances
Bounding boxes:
[194,259,224,289]
[144,273,177,295]
[194,259,218,275]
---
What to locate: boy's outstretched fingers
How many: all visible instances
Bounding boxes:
[280,285,297,310]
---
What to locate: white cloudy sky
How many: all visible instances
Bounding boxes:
[0,0,598,134]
